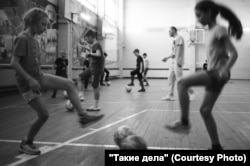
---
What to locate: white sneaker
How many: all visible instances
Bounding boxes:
[87,106,101,111]
[161,96,175,101]
[189,91,197,101]
[78,92,85,101]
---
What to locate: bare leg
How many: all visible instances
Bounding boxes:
[93,87,100,108]
[44,74,87,115]
[77,76,84,93]
[200,90,222,149]
[177,71,212,122]
[27,97,49,141]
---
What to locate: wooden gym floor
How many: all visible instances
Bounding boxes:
[0,79,250,166]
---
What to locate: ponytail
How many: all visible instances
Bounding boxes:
[218,5,243,40]
[195,0,243,40]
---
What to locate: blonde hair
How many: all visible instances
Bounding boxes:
[23,8,48,30]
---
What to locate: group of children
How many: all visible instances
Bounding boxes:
[11,0,243,154]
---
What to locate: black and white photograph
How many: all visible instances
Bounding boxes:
[0,0,250,165]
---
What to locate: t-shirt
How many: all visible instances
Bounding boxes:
[55,58,68,74]
[136,55,144,73]
[144,57,149,68]
[13,32,42,93]
[205,24,229,70]
[90,42,104,72]
[172,35,185,66]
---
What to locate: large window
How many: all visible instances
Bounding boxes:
[104,0,117,25]
[77,0,97,13]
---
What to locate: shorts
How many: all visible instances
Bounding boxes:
[21,74,51,103]
[79,68,103,89]
[22,90,42,103]
[131,69,143,80]
[206,70,230,93]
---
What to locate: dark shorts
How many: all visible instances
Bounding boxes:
[131,69,143,80]
[79,68,103,88]
[206,69,230,93]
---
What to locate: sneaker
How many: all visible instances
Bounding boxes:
[86,106,101,111]
[100,83,106,86]
[79,113,104,124]
[78,93,84,101]
[165,121,191,134]
[138,89,145,92]
[20,140,41,155]
[189,91,197,101]
[161,96,175,101]
[127,83,134,86]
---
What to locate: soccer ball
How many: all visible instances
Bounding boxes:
[106,81,111,86]
[66,100,74,111]
[126,86,132,92]
[113,125,135,146]
[63,90,68,99]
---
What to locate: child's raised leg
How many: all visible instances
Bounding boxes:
[43,74,103,123]
[165,71,212,133]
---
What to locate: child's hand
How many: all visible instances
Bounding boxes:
[162,57,167,62]
[28,79,41,92]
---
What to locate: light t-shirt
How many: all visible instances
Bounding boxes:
[172,35,185,66]
[205,24,228,70]
[144,57,149,68]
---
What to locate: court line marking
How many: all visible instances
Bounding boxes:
[148,109,250,114]
[0,97,51,110]
[0,139,202,150]
[6,109,148,166]
[2,108,249,165]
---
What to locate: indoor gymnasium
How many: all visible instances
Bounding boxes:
[0,0,250,165]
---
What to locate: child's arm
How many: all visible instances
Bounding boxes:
[89,49,102,57]
[162,55,174,62]
[220,36,238,79]
[11,55,41,91]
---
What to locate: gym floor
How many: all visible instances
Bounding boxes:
[0,79,250,166]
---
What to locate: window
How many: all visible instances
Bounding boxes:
[104,0,117,25]
[77,0,97,13]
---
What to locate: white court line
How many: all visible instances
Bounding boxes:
[6,109,148,166]
[0,97,51,110]
[147,109,250,114]
[0,140,202,150]
[0,139,60,145]
[0,103,26,110]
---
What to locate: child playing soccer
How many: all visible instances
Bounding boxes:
[165,0,242,150]
[11,8,103,155]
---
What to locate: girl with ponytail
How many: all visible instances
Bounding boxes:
[165,0,242,150]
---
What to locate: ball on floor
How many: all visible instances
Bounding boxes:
[114,125,134,147]
[126,86,132,92]
[66,100,74,111]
